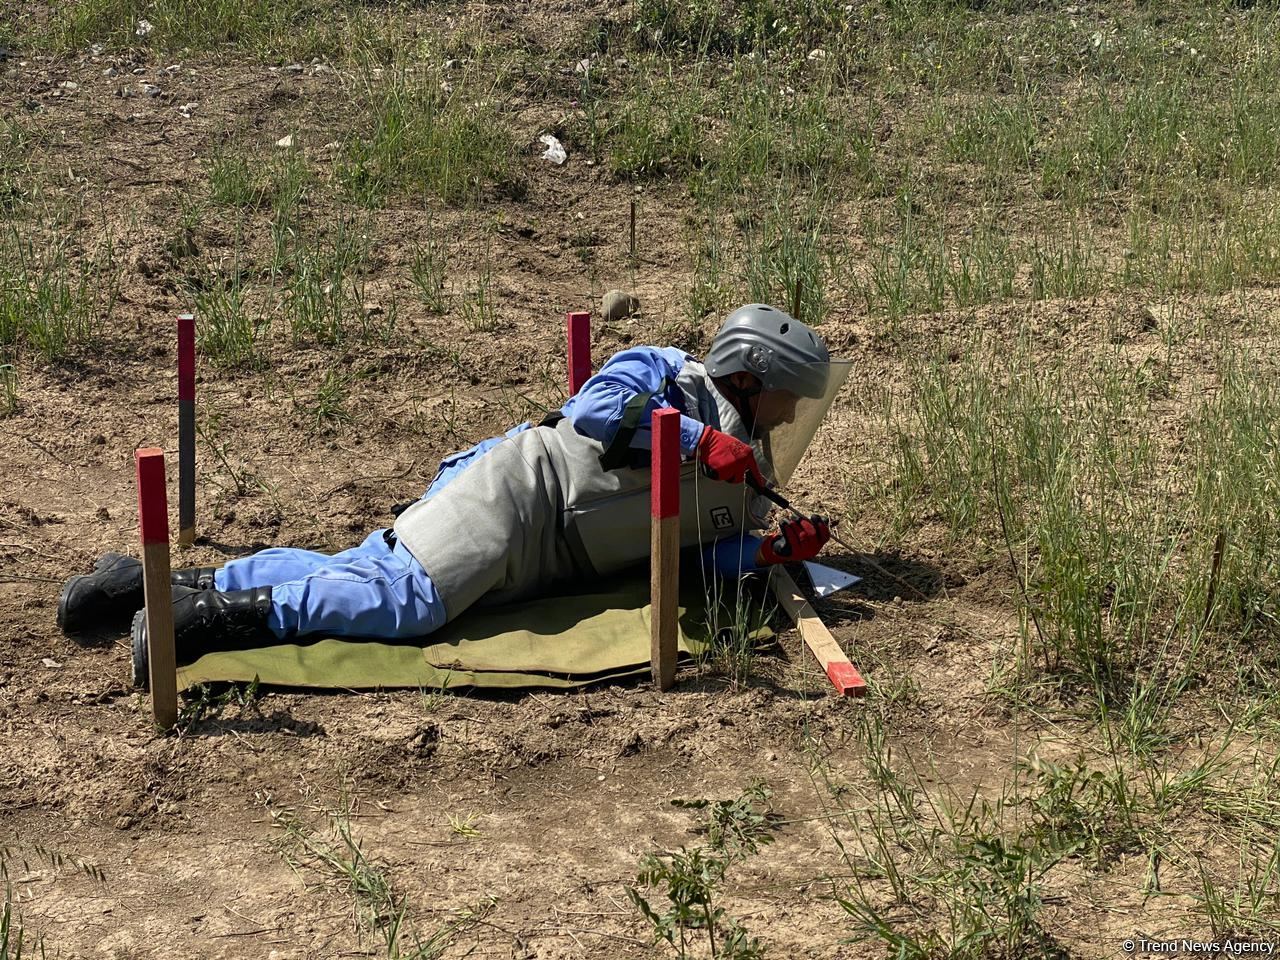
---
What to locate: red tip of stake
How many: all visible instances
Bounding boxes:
[826,661,868,698]
[177,314,195,402]
[567,311,591,396]
[136,448,169,545]
[651,408,680,519]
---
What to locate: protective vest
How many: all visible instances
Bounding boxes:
[393,362,771,623]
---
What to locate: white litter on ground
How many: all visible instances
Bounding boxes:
[803,560,861,599]
[539,134,567,165]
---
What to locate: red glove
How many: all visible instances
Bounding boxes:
[696,426,766,487]
[758,516,831,565]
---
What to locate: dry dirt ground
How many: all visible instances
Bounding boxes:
[0,9,1269,959]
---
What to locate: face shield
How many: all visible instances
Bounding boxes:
[750,360,852,487]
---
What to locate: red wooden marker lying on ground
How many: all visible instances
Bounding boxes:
[136,447,178,729]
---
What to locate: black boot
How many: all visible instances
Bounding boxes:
[130,587,276,689]
[58,555,220,636]
[58,553,142,634]
[171,566,219,591]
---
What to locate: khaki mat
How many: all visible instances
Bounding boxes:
[176,573,774,692]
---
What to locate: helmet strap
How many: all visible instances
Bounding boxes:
[724,381,762,433]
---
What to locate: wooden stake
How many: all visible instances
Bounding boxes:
[136,447,178,729]
[650,408,680,691]
[629,198,636,263]
[770,567,867,697]
[567,310,591,396]
[177,313,196,547]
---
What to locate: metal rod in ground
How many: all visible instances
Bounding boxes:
[650,408,680,691]
[177,313,196,547]
[136,447,178,730]
[629,198,636,262]
[567,310,591,396]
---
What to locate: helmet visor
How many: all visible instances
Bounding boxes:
[752,360,852,486]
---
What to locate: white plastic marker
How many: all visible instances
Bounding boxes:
[803,561,862,599]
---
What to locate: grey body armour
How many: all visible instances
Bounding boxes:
[394,361,771,624]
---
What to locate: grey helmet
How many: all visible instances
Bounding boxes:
[704,304,830,399]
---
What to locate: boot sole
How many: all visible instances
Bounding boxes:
[56,575,89,633]
[131,608,148,690]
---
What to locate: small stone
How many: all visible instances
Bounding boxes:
[141,82,161,97]
[89,43,105,57]
[132,67,146,75]
[285,63,303,75]
[807,48,827,61]
[58,81,79,91]
[41,658,61,669]
[601,290,640,322]
[765,750,777,761]
[275,134,294,148]
[177,102,197,117]
[103,66,117,78]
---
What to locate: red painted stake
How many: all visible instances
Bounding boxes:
[177,313,196,547]
[567,311,591,396]
[136,448,178,730]
[650,407,680,691]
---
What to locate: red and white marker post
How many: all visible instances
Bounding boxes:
[650,407,680,691]
[177,313,196,548]
[136,448,178,729]
[567,310,591,396]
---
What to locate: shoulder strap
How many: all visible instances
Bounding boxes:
[597,376,672,471]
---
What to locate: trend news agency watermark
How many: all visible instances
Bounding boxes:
[1121,938,1276,956]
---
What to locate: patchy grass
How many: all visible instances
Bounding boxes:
[0,225,118,363]
[24,0,382,59]
[261,782,486,958]
[336,59,518,207]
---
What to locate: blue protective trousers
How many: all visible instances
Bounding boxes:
[213,423,533,640]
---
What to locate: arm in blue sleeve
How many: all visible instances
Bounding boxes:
[702,533,765,578]
[562,347,707,454]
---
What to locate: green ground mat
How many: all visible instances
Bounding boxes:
[176,573,774,692]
